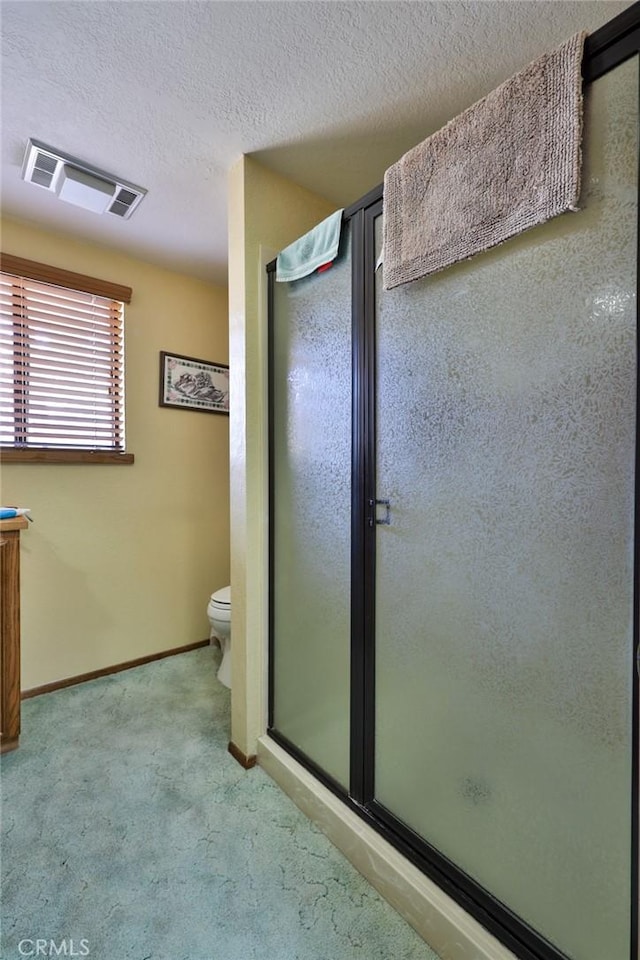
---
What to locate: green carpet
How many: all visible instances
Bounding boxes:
[1,647,440,960]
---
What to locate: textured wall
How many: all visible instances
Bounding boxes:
[1,217,230,688]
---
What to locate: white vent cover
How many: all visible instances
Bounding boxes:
[21,139,146,219]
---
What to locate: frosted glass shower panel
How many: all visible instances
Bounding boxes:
[374,60,637,960]
[271,225,352,788]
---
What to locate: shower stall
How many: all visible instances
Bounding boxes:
[267,10,639,960]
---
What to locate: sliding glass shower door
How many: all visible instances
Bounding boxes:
[268,17,639,960]
[372,56,637,960]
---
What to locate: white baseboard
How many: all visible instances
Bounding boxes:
[257,735,517,960]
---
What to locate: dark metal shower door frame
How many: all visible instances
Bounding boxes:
[267,6,640,960]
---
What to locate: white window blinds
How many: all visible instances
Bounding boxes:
[0,271,126,450]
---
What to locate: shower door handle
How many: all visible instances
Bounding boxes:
[368,498,391,526]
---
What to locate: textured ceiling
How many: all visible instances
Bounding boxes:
[0,0,631,285]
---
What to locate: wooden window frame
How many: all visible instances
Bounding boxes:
[0,253,134,465]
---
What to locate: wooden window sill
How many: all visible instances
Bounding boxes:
[0,449,135,465]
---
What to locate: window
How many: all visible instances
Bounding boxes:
[0,254,133,463]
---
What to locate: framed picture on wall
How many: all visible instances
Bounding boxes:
[159,351,229,415]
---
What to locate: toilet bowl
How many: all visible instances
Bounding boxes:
[207,586,231,688]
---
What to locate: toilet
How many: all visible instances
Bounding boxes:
[207,586,231,688]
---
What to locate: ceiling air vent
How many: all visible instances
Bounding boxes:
[21,139,146,219]
[109,188,140,218]
[30,150,58,189]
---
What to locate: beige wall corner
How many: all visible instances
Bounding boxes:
[1,216,230,689]
[227,156,335,758]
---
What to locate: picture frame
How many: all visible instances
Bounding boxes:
[159,351,229,415]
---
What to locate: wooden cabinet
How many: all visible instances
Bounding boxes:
[0,516,27,753]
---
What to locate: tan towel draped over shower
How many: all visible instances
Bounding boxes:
[382,31,587,290]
